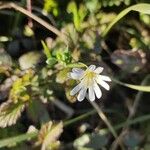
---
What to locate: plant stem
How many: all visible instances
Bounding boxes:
[88,100,125,150]
[27,0,33,28]
[64,109,96,126]
[0,132,38,148]
[89,101,117,137]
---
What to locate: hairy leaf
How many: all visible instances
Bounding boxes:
[19,52,42,70]
[0,101,25,128]
[38,121,63,150]
[10,71,34,103]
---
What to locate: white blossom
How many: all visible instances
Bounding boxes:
[69,65,111,102]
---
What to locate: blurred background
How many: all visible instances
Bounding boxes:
[0,0,150,150]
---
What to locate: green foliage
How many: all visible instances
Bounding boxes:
[46,57,57,68]
[56,47,72,65]
[10,70,34,103]
[43,0,59,16]
[0,71,36,128]
[0,0,150,149]
[42,41,72,67]
[102,3,150,37]
[67,1,87,31]
[113,75,150,92]
[84,0,101,13]
[0,132,38,148]
[101,0,131,7]
[115,81,150,92]
[140,14,150,25]
[41,40,51,59]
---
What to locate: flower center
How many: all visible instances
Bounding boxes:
[82,71,96,87]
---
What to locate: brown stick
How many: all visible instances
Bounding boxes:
[0,2,67,43]
[27,0,33,28]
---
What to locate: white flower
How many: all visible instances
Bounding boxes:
[69,65,111,102]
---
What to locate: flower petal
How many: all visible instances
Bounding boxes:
[88,65,96,71]
[70,72,83,80]
[94,67,103,74]
[97,79,110,90]
[89,86,95,101]
[77,87,87,101]
[93,83,102,99]
[72,68,84,74]
[70,83,82,96]
[98,75,111,81]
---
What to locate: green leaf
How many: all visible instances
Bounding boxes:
[78,4,87,23]
[102,3,150,37]
[67,1,80,31]
[41,40,51,59]
[0,101,25,128]
[56,48,72,65]
[66,62,87,68]
[43,0,58,16]
[113,78,150,92]
[140,14,150,25]
[46,57,57,67]
[0,132,38,148]
[10,71,34,103]
[85,0,100,13]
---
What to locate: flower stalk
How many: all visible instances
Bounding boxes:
[89,100,125,150]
